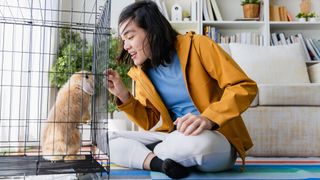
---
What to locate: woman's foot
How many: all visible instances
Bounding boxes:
[162,158,190,179]
[150,157,189,179]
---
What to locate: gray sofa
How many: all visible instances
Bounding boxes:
[220,43,320,157]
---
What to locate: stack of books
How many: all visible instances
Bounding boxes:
[203,0,222,21]
[270,32,320,61]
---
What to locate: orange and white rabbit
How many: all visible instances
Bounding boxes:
[41,71,94,161]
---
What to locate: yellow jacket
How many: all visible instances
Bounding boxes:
[118,32,258,165]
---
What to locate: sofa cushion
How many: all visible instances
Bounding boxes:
[229,43,310,84]
[258,83,320,105]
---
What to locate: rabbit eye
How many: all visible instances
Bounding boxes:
[85,75,89,79]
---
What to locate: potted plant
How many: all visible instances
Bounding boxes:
[182,10,191,21]
[50,28,93,89]
[307,12,318,22]
[295,12,308,22]
[241,0,260,19]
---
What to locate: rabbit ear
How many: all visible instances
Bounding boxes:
[82,79,94,95]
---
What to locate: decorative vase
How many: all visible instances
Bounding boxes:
[243,4,260,18]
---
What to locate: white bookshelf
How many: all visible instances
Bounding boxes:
[155,0,320,63]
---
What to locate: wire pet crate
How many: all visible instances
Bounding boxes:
[0,0,110,178]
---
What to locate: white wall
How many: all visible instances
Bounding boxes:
[110,0,134,34]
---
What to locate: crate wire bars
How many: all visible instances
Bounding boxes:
[0,0,110,177]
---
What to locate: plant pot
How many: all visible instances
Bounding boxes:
[308,17,317,22]
[243,4,260,18]
[298,17,307,22]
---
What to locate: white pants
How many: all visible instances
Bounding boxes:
[109,130,236,172]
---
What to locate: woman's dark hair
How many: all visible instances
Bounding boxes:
[117,0,179,68]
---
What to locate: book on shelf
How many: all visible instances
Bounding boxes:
[279,6,286,21]
[203,0,210,21]
[306,38,320,60]
[202,0,222,21]
[210,0,222,21]
[191,0,198,21]
[296,33,312,61]
[206,0,215,20]
[278,33,287,45]
[286,11,293,22]
[312,39,320,53]
[269,5,289,21]
[271,33,279,46]
[204,25,263,45]
[309,39,320,59]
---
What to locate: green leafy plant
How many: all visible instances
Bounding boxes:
[50,28,131,118]
[50,28,92,89]
[182,10,191,18]
[107,36,132,118]
[295,12,308,18]
[307,12,317,18]
[241,0,260,6]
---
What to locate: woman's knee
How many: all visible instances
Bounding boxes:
[156,130,230,154]
[154,130,232,167]
[196,146,237,172]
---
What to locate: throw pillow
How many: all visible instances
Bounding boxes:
[229,43,310,84]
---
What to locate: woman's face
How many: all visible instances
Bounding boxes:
[119,19,151,66]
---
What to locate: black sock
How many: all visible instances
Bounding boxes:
[145,141,162,151]
[150,157,190,179]
[150,156,164,172]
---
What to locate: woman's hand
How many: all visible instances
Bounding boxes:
[104,68,130,103]
[174,113,217,136]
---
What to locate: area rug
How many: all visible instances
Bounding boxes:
[109,157,320,179]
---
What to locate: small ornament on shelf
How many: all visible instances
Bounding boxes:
[241,0,261,19]
[295,12,308,22]
[300,0,311,14]
[295,12,318,22]
[295,0,318,22]
[307,12,318,22]
[182,10,191,21]
[171,3,182,21]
